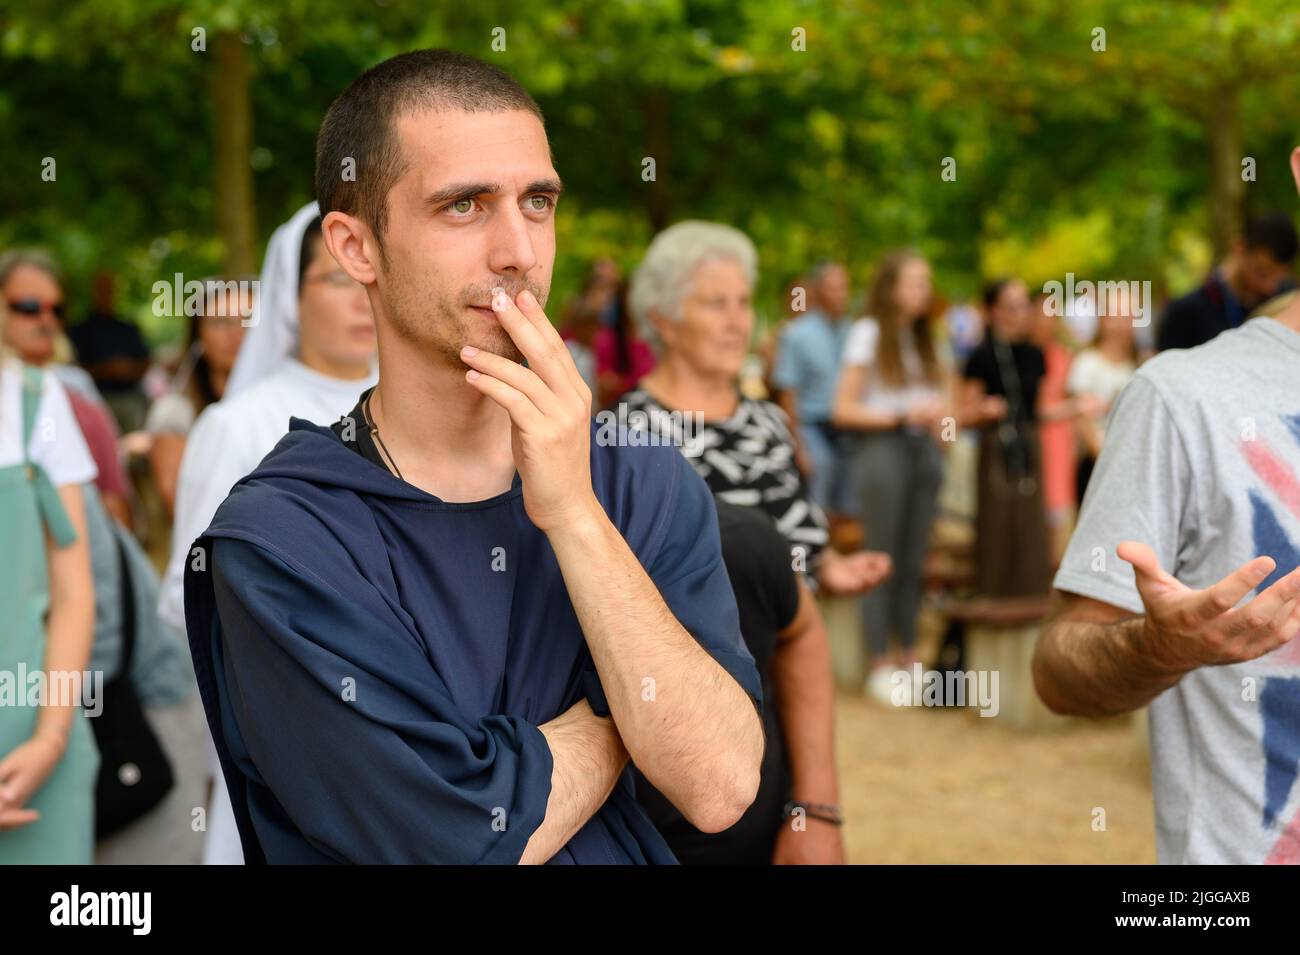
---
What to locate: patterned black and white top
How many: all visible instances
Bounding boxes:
[616,388,830,565]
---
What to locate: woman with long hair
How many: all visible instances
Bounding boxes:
[963,278,1100,597]
[1067,289,1139,502]
[832,250,950,695]
[145,279,250,518]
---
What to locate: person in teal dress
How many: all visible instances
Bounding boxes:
[0,274,100,863]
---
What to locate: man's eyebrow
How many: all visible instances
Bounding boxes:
[424,181,501,208]
[524,178,564,196]
[423,178,564,209]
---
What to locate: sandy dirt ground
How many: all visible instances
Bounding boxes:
[835,693,1157,864]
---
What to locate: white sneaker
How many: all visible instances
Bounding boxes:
[865,665,898,705]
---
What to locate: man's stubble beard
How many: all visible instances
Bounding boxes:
[381,252,550,368]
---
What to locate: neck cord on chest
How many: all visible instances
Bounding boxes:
[362,389,405,482]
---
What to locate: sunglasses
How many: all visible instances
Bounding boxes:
[7,298,66,320]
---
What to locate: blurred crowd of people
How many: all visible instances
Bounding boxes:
[2,198,1296,864]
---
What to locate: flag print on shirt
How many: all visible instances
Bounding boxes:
[1242,412,1300,864]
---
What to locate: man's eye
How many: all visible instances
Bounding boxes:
[449,199,476,215]
[526,195,553,212]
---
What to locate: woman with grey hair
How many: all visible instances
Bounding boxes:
[621,221,889,594]
[617,220,890,863]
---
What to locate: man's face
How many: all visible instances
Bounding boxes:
[817,264,850,317]
[1238,246,1292,307]
[374,108,560,365]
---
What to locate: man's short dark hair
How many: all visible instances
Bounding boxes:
[1243,211,1299,265]
[808,260,844,284]
[314,49,544,257]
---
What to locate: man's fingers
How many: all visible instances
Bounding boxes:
[1278,603,1300,647]
[1117,541,1173,585]
[1195,555,1277,624]
[1231,564,1300,633]
[489,286,557,382]
[490,287,579,401]
[1117,542,1184,611]
[513,288,563,347]
[1228,606,1299,662]
[461,346,559,418]
[1231,600,1300,663]
[514,289,590,400]
[465,369,547,432]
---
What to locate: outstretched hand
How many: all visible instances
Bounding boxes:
[1118,541,1300,672]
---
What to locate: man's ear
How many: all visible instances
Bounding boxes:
[322,211,379,285]
[1290,146,1300,197]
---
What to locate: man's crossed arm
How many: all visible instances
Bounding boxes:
[462,286,764,862]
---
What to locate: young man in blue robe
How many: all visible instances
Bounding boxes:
[183,49,765,864]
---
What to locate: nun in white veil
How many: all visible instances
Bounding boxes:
[224,202,325,395]
[157,200,377,864]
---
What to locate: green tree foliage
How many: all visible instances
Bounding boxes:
[1,0,1297,343]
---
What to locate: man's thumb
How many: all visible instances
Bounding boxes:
[1117,541,1162,582]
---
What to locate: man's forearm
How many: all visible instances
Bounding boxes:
[771,618,839,806]
[1033,613,1185,717]
[519,699,627,864]
[546,508,763,833]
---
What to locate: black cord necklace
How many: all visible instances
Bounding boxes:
[362,389,405,482]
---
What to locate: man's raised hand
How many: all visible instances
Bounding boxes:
[1117,540,1300,673]
[461,286,598,534]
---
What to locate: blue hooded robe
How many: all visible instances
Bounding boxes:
[184,417,762,864]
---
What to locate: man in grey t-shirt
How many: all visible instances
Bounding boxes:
[1034,147,1300,865]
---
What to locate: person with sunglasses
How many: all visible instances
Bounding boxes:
[0,275,99,863]
[5,289,66,322]
[2,252,71,372]
[1,252,134,529]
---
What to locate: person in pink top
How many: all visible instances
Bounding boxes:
[1032,292,1079,559]
[65,388,132,528]
[595,280,656,408]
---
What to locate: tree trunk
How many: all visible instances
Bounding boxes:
[644,88,671,233]
[212,31,256,276]
[1207,79,1242,262]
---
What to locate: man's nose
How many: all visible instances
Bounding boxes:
[486,204,539,278]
